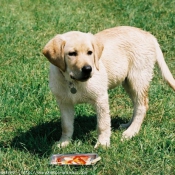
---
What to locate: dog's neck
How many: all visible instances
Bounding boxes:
[59,69,77,94]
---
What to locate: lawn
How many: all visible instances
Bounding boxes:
[0,0,175,174]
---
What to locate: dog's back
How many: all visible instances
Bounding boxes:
[96,26,157,89]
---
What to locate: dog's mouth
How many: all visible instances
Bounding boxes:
[70,75,91,82]
[69,65,93,82]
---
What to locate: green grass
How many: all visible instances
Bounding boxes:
[0,0,175,174]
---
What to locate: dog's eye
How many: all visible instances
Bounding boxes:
[87,51,93,55]
[68,52,77,56]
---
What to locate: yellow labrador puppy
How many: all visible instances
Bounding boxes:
[43,26,175,148]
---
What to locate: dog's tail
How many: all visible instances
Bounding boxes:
[155,38,175,90]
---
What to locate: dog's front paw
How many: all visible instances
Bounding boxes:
[121,129,137,141]
[57,140,71,148]
[94,139,110,149]
[52,140,70,152]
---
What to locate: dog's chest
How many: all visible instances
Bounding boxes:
[57,79,107,105]
[60,85,94,104]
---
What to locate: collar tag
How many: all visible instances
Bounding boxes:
[69,82,77,94]
[70,87,77,94]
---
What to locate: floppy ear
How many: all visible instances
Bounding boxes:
[91,35,103,70]
[42,35,66,71]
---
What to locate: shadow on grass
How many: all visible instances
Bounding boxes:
[9,115,124,157]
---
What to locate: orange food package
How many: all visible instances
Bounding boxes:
[50,153,101,165]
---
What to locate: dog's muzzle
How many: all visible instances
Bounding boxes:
[71,65,92,82]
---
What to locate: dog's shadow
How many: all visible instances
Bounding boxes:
[10,115,124,157]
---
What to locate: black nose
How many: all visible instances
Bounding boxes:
[82,65,92,74]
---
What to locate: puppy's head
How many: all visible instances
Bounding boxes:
[42,31,103,82]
